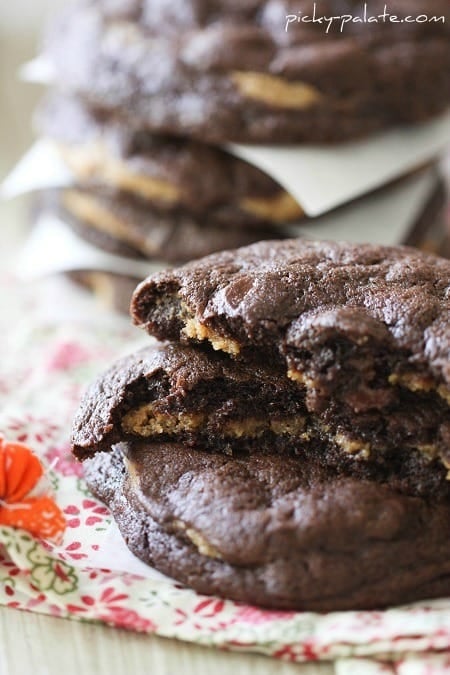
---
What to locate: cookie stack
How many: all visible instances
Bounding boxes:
[35,91,299,304]
[27,0,450,311]
[72,238,450,611]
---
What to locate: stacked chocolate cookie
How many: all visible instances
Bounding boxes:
[43,0,450,143]
[34,92,297,309]
[27,0,449,312]
[72,239,450,611]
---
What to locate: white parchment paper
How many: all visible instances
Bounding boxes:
[230,112,450,216]
[292,168,438,246]
[16,57,450,216]
[16,214,167,280]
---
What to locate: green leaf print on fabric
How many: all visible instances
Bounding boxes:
[28,544,78,595]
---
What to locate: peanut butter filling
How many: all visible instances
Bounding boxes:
[63,188,173,258]
[290,367,450,410]
[59,142,181,204]
[126,459,225,556]
[183,318,241,356]
[438,385,450,405]
[61,142,303,225]
[335,433,371,459]
[443,459,450,481]
[270,418,306,435]
[173,520,222,560]
[388,372,435,392]
[231,72,323,110]
[389,372,450,405]
[287,368,315,388]
[416,444,439,460]
[122,405,206,436]
[240,191,303,223]
[63,188,162,254]
[122,402,306,440]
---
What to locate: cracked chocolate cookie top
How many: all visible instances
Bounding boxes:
[131,239,450,389]
[44,0,450,143]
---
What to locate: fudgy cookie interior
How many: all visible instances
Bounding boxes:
[72,343,450,500]
[130,241,450,474]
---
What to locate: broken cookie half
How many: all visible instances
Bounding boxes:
[130,240,450,471]
[71,341,450,497]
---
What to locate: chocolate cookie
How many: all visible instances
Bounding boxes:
[132,240,450,470]
[56,167,448,266]
[63,170,449,313]
[72,342,450,499]
[59,187,286,263]
[83,442,450,611]
[73,239,450,611]
[44,0,450,143]
[71,342,306,458]
[36,94,303,225]
[404,175,449,255]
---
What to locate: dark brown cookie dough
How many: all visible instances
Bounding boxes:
[403,175,449,255]
[35,173,448,317]
[83,443,450,611]
[59,187,287,263]
[71,343,450,499]
[43,0,450,143]
[131,240,450,469]
[64,171,449,314]
[36,93,303,224]
[71,342,305,459]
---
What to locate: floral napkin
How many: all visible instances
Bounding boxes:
[0,274,449,674]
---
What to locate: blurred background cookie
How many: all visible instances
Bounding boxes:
[43,0,450,143]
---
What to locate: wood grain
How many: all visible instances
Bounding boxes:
[0,607,334,675]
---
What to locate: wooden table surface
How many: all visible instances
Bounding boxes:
[0,607,335,675]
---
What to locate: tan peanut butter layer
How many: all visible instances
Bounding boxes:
[60,141,302,225]
[335,433,371,460]
[122,406,206,436]
[62,187,286,266]
[125,452,224,560]
[68,271,140,315]
[231,72,323,110]
[59,143,181,204]
[122,402,306,440]
[182,317,241,356]
[172,520,223,560]
[417,444,439,460]
[288,368,450,409]
[78,271,117,309]
[123,403,385,465]
[240,192,303,223]
[286,369,315,389]
[121,402,387,472]
[389,373,450,405]
[63,189,155,251]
